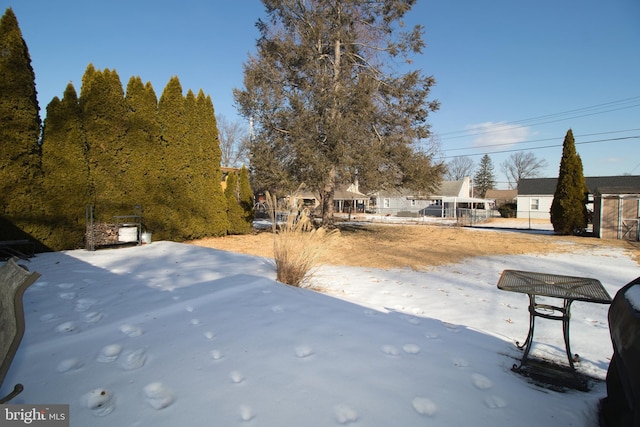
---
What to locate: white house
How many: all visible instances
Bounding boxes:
[368,177,493,218]
[516,175,640,222]
[515,178,557,220]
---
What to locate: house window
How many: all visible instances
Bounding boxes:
[383,198,390,208]
[530,198,540,211]
[411,199,416,207]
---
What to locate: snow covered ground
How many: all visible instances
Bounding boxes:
[2,235,638,426]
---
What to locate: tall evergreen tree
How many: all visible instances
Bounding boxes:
[41,84,90,249]
[550,129,588,235]
[238,165,254,231]
[184,89,212,237]
[125,76,162,234]
[474,154,496,198]
[196,90,228,236]
[0,8,42,230]
[234,0,443,226]
[158,76,193,239]
[80,65,129,220]
[224,171,246,234]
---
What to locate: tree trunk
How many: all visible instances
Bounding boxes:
[319,38,341,228]
[321,165,336,227]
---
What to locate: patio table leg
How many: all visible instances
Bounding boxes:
[513,294,537,370]
[562,299,577,370]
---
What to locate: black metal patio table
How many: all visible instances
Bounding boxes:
[497,269,612,371]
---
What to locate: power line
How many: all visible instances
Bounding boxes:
[439,135,640,159]
[441,128,640,153]
[436,96,640,140]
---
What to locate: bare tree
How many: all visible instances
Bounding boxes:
[217,114,249,167]
[500,152,548,189]
[445,156,475,181]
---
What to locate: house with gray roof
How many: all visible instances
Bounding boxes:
[369,177,493,218]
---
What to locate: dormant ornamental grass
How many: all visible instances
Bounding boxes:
[266,191,337,287]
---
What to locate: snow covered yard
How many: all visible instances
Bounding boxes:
[2,239,638,426]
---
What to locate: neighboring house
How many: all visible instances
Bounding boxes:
[289,181,369,214]
[593,186,640,240]
[369,177,494,218]
[516,176,640,235]
[516,178,557,220]
[334,182,369,213]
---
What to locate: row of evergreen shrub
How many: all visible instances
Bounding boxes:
[0,8,253,251]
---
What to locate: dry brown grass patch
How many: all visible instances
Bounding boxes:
[190,222,640,270]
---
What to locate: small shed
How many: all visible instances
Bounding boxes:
[593,187,640,241]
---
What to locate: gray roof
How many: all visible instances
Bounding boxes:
[372,179,466,199]
[437,180,465,197]
[518,175,640,195]
[594,186,640,196]
[485,189,517,200]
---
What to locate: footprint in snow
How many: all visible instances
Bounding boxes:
[402,344,421,354]
[471,373,493,390]
[204,331,215,340]
[271,305,284,313]
[230,370,245,384]
[334,404,359,424]
[424,332,440,340]
[40,313,57,322]
[97,344,123,363]
[57,358,83,373]
[210,350,224,360]
[144,382,174,410]
[412,397,438,416]
[55,321,78,333]
[239,405,255,422]
[82,388,115,416]
[84,311,103,323]
[190,318,201,326]
[404,315,421,325]
[58,291,76,300]
[452,357,469,368]
[484,395,507,409]
[56,282,74,289]
[119,349,147,370]
[185,305,194,312]
[75,298,97,312]
[295,345,314,358]
[381,345,400,356]
[120,324,144,337]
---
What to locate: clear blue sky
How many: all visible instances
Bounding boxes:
[4,0,639,188]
